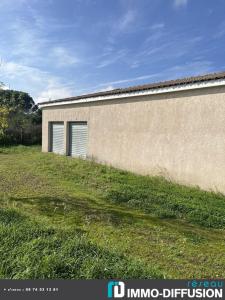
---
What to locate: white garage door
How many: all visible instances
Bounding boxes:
[51,123,64,154]
[69,122,88,158]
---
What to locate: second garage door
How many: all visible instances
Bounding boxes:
[69,122,88,158]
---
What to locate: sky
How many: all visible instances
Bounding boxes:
[0,0,225,103]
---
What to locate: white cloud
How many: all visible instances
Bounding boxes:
[36,85,74,103]
[97,49,128,68]
[1,60,47,82]
[0,0,29,10]
[150,23,165,30]
[214,21,225,39]
[8,20,47,62]
[0,7,82,101]
[118,10,136,31]
[165,60,213,78]
[96,85,114,92]
[107,9,137,44]
[0,59,76,102]
[93,60,213,90]
[174,0,188,8]
[52,47,79,67]
[1,8,81,69]
[144,31,164,44]
[97,74,158,87]
[134,34,203,70]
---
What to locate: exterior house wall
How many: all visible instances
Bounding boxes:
[42,86,225,193]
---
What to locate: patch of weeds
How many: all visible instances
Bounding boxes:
[184,232,206,244]
[155,209,176,219]
[0,208,27,225]
[105,182,225,229]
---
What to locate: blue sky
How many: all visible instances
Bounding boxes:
[0,0,225,102]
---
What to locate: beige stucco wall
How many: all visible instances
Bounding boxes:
[42,86,225,193]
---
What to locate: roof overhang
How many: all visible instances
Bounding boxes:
[38,78,225,108]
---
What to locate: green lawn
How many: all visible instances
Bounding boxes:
[0,145,225,279]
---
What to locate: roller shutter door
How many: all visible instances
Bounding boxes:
[51,123,64,154]
[70,122,88,158]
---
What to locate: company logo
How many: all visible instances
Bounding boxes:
[107,280,224,299]
[107,281,125,298]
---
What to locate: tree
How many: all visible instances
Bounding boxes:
[0,90,34,112]
[0,90,42,145]
[0,106,10,139]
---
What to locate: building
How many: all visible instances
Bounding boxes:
[39,71,225,193]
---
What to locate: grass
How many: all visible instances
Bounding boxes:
[0,208,159,279]
[0,145,225,278]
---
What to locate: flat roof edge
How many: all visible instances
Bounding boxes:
[38,78,225,108]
